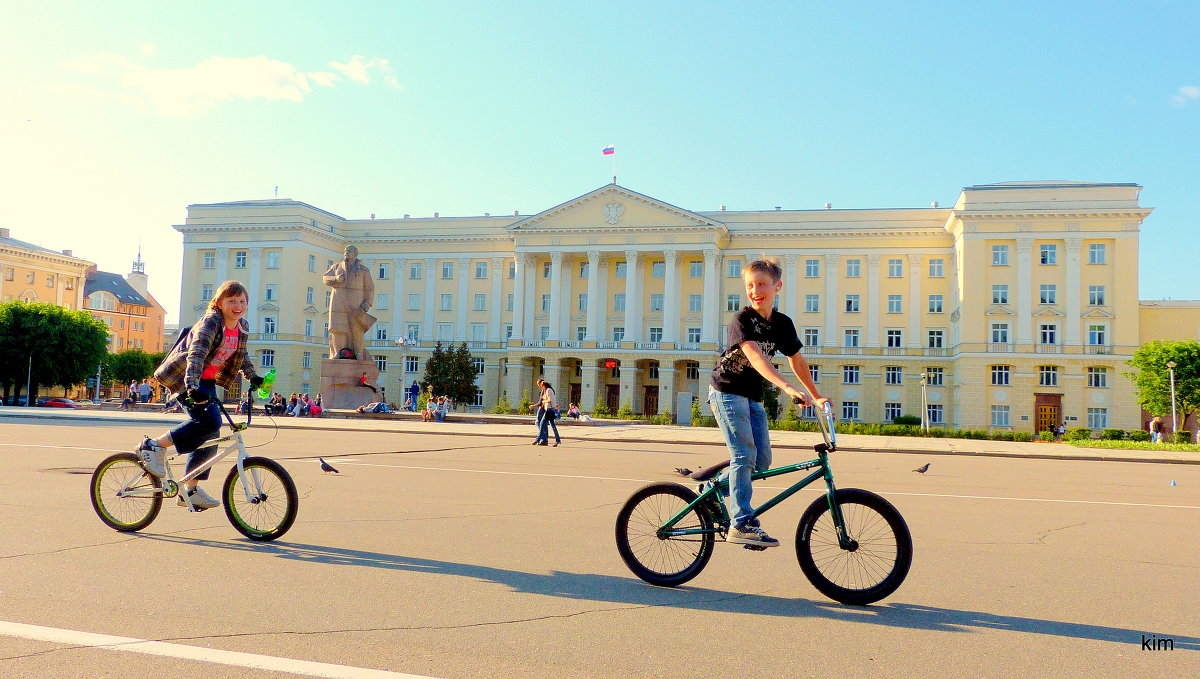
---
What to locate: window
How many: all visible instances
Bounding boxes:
[650,294,664,312]
[803,328,819,346]
[577,326,586,340]
[472,358,486,375]
[992,322,1009,344]
[686,362,700,380]
[235,251,247,268]
[610,364,621,378]
[1040,284,1057,305]
[612,326,625,342]
[302,351,311,369]
[2,267,11,281]
[267,251,279,269]
[264,284,277,301]
[438,323,454,340]
[441,294,453,311]
[471,323,486,341]
[1089,243,1106,265]
[615,261,627,278]
[844,329,860,347]
[648,362,660,379]
[374,324,389,341]
[443,261,454,279]
[201,284,213,301]
[614,294,626,312]
[688,294,702,312]
[727,259,742,278]
[809,365,820,383]
[475,261,488,279]
[925,367,943,386]
[474,294,487,311]
[842,402,859,421]
[26,272,34,284]
[887,295,902,314]
[991,405,1010,427]
[649,327,663,342]
[992,285,1009,305]
[927,404,944,424]
[888,259,902,277]
[308,254,316,272]
[306,287,314,304]
[1040,324,1057,345]
[687,327,702,343]
[1088,366,1108,388]
[45,274,54,287]
[843,365,860,384]
[806,259,820,277]
[407,294,420,311]
[578,293,588,312]
[377,261,390,279]
[406,324,420,341]
[576,261,588,279]
[991,365,1010,386]
[203,251,215,269]
[676,260,696,279]
[845,295,860,313]
[886,329,903,348]
[992,245,1009,266]
[376,293,388,310]
[406,356,419,372]
[470,388,484,407]
[1039,365,1058,387]
[885,403,902,421]
[885,366,902,385]
[1040,244,1057,265]
[262,317,276,335]
[928,295,943,313]
[1087,408,1108,429]
[508,261,516,278]
[1088,286,1106,306]
[409,262,423,279]
[505,323,513,339]
[805,294,819,313]
[726,294,740,312]
[846,259,861,277]
[326,290,333,306]
[1088,325,1106,346]
[304,319,313,337]
[374,356,387,373]
[927,329,944,348]
[260,349,274,367]
[929,258,944,277]
[651,261,665,278]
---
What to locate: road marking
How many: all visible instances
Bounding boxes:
[326,459,1200,510]
[0,620,440,679]
[0,442,122,453]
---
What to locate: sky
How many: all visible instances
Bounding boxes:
[1,1,1197,324]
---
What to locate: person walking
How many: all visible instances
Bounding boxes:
[534,378,561,447]
[139,380,152,404]
[1150,416,1163,443]
[409,381,421,411]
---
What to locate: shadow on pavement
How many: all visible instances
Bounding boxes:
[139,534,1196,650]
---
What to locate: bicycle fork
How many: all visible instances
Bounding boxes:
[819,449,858,552]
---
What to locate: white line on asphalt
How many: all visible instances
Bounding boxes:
[0,620,441,679]
[0,442,121,453]
[325,459,1200,510]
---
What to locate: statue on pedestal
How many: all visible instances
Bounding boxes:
[323,245,376,361]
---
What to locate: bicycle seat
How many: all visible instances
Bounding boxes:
[682,460,730,481]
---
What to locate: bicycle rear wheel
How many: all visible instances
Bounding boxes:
[795,488,912,605]
[90,453,162,532]
[615,482,716,587]
[223,457,298,541]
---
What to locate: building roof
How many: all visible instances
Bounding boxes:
[83,271,152,307]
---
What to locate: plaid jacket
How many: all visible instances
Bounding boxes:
[154,311,259,395]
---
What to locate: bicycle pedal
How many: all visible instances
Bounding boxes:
[742,544,769,551]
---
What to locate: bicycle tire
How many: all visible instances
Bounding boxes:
[616,482,716,587]
[223,457,298,542]
[90,453,162,532]
[795,488,912,605]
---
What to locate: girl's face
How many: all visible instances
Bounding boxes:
[218,293,248,321]
[743,270,781,314]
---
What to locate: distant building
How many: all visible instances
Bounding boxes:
[0,227,92,308]
[83,252,166,354]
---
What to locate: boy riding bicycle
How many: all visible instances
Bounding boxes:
[709,259,829,547]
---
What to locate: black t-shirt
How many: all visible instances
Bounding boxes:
[709,307,802,401]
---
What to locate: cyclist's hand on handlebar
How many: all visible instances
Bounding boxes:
[249,376,264,389]
[186,388,210,405]
[785,387,810,405]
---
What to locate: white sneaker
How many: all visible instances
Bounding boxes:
[178,487,220,510]
[136,438,167,478]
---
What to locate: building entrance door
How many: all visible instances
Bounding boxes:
[606,384,620,413]
[1034,393,1063,433]
[643,386,659,416]
[569,383,581,408]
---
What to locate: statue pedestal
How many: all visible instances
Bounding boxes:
[319,358,382,410]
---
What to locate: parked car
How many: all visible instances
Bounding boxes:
[42,397,82,408]
[2,395,32,406]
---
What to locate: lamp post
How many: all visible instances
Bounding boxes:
[1166,360,1178,440]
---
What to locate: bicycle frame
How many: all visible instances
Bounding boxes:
[658,402,857,549]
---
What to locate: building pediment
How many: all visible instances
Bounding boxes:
[1081,307,1114,319]
[258,302,280,312]
[1034,306,1065,317]
[303,305,321,315]
[507,184,729,237]
[986,305,1014,316]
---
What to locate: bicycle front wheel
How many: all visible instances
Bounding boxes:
[90,453,162,532]
[223,457,298,542]
[795,488,912,605]
[615,482,716,587]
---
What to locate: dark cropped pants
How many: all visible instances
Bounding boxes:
[168,380,222,481]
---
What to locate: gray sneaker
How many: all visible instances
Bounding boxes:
[178,487,220,511]
[136,438,167,478]
[726,524,780,548]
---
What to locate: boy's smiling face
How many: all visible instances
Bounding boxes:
[743,269,781,315]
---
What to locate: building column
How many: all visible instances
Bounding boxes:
[824,254,840,347]
[422,257,436,342]
[542,361,564,409]
[1016,239,1033,344]
[511,255,526,341]
[784,254,800,320]
[580,363,601,412]
[663,250,680,343]
[245,248,263,329]
[1064,238,1082,344]
[548,252,564,341]
[907,253,922,348]
[619,359,637,412]
[559,254,574,340]
[585,250,601,341]
[701,248,720,343]
[393,258,406,340]
[523,256,537,341]
[215,247,229,287]
[455,258,470,341]
[483,363,502,409]
[489,256,504,342]
[659,367,677,416]
[866,255,881,347]
[624,250,642,343]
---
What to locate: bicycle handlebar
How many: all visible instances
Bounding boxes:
[791,396,837,451]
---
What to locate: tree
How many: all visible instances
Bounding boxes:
[0,301,109,403]
[420,342,477,404]
[106,349,156,385]
[761,381,782,422]
[1126,340,1200,431]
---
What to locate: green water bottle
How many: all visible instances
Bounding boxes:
[256,368,276,399]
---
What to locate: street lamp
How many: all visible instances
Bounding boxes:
[1166,360,1178,440]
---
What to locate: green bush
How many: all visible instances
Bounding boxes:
[1125,429,1150,442]
[1175,430,1194,444]
[1038,430,1055,441]
[989,430,1016,441]
[772,419,799,431]
[1013,431,1034,442]
[490,395,513,414]
[925,427,947,438]
[517,390,533,415]
[783,403,799,422]
[1100,428,1126,440]
[1065,427,1092,441]
[691,397,703,424]
[892,415,921,426]
[647,412,673,425]
[592,400,613,418]
[616,401,635,420]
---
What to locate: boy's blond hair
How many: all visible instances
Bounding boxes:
[744,259,783,283]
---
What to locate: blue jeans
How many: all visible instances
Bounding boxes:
[167,380,223,481]
[708,387,772,528]
[536,409,560,444]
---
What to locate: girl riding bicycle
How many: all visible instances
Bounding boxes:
[136,280,264,510]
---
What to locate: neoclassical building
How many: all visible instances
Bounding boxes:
[175,180,1160,432]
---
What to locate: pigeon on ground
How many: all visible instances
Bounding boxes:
[319,457,340,474]
[675,467,694,477]
[913,463,930,474]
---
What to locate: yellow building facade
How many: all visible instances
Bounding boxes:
[0,227,92,309]
[175,180,1159,432]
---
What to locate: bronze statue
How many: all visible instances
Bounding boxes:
[323,245,376,360]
